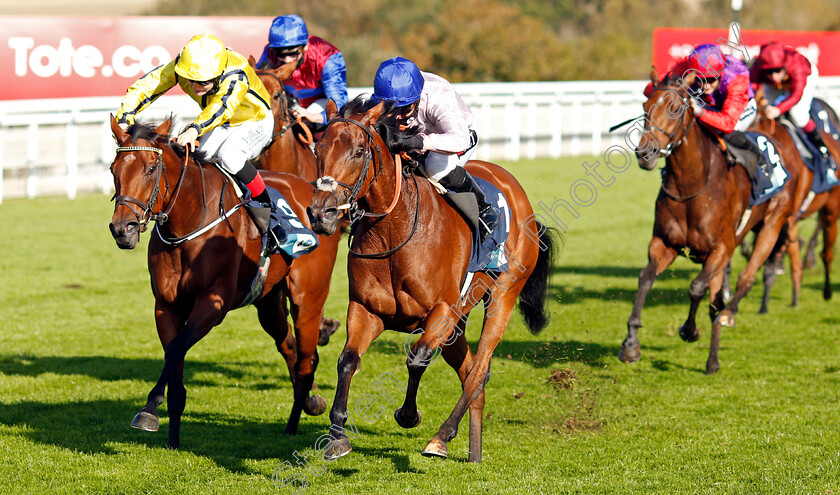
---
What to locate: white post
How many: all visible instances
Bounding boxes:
[101,118,114,194]
[26,123,38,199]
[526,101,537,160]
[592,93,603,156]
[505,98,521,161]
[549,100,562,158]
[66,109,79,199]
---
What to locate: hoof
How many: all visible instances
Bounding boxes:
[679,324,700,343]
[758,305,768,315]
[824,287,833,301]
[421,438,448,458]
[130,411,159,432]
[717,311,735,327]
[705,360,720,375]
[617,343,641,363]
[394,407,422,429]
[324,437,352,460]
[304,395,327,416]
[318,318,341,346]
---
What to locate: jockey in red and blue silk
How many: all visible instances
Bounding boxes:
[750,41,829,156]
[257,15,348,124]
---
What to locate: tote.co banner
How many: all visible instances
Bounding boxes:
[1,16,274,100]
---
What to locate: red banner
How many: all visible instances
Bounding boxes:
[652,27,840,76]
[0,16,275,100]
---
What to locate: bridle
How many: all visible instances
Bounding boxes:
[112,144,188,228]
[645,86,711,201]
[256,70,296,142]
[112,141,239,246]
[314,117,420,258]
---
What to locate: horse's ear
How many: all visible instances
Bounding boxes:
[154,118,172,138]
[325,99,339,120]
[649,65,659,84]
[248,55,257,68]
[111,114,130,146]
[275,62,296,81]
[362,101,385,125]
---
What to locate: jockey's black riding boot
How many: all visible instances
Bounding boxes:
[439,166,500,242]
[723,131,762,180]
[235,164,273,235]
[806,128,831,159]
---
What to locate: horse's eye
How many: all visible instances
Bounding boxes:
[148,165,157,175]
[274,92,281,100]
[354,147,364,159]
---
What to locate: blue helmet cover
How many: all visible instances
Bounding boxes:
[371,57,424,106]
[268,15,309,48]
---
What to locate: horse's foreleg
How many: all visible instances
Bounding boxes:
[396,304,460,430]
[134,297,221,448]
[620,237,678,362]
[821,208,838,299]
[424,294,516,462]
[324,302,383,460]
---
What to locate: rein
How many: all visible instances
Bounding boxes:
[256,69,314,145]
[646,89,711,201]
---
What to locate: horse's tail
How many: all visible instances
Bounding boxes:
[518,221,559,334]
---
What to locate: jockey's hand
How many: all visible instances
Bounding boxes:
[689,98,702,115]
[765,105,781,120]
[293,108,325,124]
[388,133,424,153]
[175,127,199,152]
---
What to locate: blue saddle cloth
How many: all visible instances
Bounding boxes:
[463,177,511,274]
[246,186,319,260]
[744,131,791,206]
[787,126,840,194]
[810,99,840,142]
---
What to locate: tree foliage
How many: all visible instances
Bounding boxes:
[147,0,840,85]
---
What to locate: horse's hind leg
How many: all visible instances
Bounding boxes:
[804,221,820,269]
[423,294,516,462]
[439,329,484,462]
[620,237,677,362]
[820,206,838,299]
[680,247,731,343]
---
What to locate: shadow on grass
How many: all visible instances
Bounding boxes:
[0,396,370,477]
[549,265,696,307]
[0,354,296,390]
[492,339,665,369]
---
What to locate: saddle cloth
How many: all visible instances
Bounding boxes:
[781,121,840,194]
[743,131,790,206]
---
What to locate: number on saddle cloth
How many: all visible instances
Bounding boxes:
[744,131,790,206]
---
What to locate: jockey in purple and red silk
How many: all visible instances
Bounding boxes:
[645,43,763,168]
[257,15,348,125]
[750,41,829,157]
[369,56,500,242]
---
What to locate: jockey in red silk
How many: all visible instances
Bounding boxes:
[257,15,348,125]
[370,57,500,242]
[750,41,829,157]
[645,43,762,168]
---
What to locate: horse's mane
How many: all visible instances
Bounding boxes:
[126,119,215,167]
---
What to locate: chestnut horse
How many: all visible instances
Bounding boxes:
[618,71,803,375]
[108,115,340,448]
[307,99,555,462]
[251,56,340,344]
[747,96,840,311]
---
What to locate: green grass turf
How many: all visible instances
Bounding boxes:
[0,156,839,494]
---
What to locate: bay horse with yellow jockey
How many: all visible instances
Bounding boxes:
[107,116,340,448]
